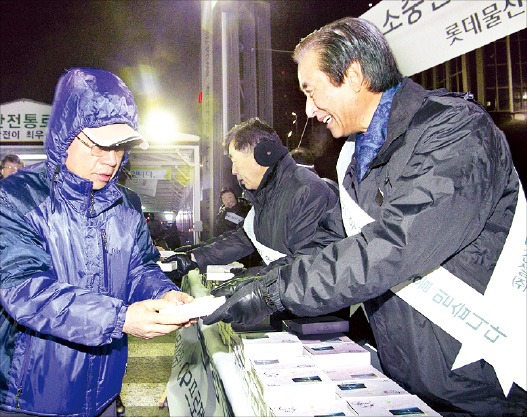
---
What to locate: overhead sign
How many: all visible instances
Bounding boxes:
[361,0,527,76]
[0,99,51,143]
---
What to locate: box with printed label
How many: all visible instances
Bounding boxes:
[336,377,407,398]
[269,398,355,416]
[253,365,335,406]
[303,340,371,367]
[345,394,441,416]
[236,331,304,366]
[323,365,387,382]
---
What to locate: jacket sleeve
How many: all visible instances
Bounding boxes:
[283,179,339,255]
[126,219,179,304]
[270,99,515,317]
[191,227,255,270]
[122,188,179,303]
[0,185,128,346]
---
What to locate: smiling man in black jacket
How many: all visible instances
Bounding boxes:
[204,17,527,417]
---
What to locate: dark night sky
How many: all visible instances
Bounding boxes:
[2,1,524,192]
[0,0,379,139]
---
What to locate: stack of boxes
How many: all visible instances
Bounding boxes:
[218,323,439,416]
[203,270,440,416]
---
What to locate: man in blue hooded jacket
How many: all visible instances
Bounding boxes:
[0,68,194,416]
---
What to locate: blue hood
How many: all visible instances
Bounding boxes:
[44,68,139,179]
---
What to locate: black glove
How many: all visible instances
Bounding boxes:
[162,252,198,277]
[175,244,203,253]
[211,275,259,298]
[203,275,283,326]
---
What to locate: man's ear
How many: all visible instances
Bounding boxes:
[345,61,364,93]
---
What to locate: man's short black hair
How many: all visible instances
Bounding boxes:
[1,154,24,169]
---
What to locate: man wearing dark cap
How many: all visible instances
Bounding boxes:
[0,68,194,417]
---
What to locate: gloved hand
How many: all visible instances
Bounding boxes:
[211,275,259,298]
[175,243,203,253]
[203,275,283,326]
[162,252,198,277]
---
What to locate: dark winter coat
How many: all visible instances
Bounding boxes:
[192,154,338,270]
[268,78,526,416]
[0,68,178,416]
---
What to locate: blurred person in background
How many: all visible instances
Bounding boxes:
[215,187,251,235]
[0,154,24,179]
[289,146,338,194]
[146,212,168,250]
[165,220,182,251]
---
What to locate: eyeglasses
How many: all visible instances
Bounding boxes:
[76,133,127,158]
[3,165,21,172]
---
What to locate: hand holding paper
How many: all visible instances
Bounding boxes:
[159,295,226,322]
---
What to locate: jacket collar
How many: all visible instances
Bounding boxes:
[370,78,428,167]
[244,154,296,205]
[55,164,122,216]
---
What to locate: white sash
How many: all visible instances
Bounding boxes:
[337,142,526,394]
[337,141,374,235]
[224,211,244,225]
[243,207,287,265]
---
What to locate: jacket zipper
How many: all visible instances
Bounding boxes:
[15,387,22,409]
[15,336,33,408]
[91,192,108,291]
[101,229,109,291]
[89,192,95,217]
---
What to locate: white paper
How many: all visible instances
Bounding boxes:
[159,295,226,321]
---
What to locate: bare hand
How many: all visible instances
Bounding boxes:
[123,298,193,339]
[161,290,198,327]
[161,290,194,304]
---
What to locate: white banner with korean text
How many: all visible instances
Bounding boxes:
[166,323,232,417]
[361,0,527,76]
